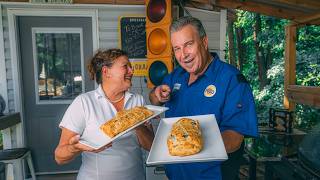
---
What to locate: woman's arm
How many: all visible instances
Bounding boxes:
[55,128,111,165]
[135,122,154,151]
[54,128,82,165]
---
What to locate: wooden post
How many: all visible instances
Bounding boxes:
[284,25,296,111]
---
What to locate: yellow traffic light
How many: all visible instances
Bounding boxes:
[146,0,173,88]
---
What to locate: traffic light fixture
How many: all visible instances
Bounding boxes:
[146,0,173,88]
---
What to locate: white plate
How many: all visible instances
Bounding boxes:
[146,114,228,165]
[79,105,168,149]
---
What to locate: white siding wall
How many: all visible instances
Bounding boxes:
[0,4,8,114]
[186,7,227,60]
[1,6,15,113]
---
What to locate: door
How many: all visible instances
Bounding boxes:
[18,16,95,173]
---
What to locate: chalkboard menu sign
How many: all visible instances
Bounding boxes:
[120,16,146,59]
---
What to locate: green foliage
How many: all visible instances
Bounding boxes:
[229,10,320,131]
[245,136,282,158]
[296,26,320,87]
[255,60,285,120]
[296,104,320,130]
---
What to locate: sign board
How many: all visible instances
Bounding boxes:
[131,60,148,77]
[119,16,147,59]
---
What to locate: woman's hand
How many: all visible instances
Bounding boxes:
[69,134,112,153]
[55,128,112,165]
[95,143,113,152]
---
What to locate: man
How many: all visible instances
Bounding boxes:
[149,16,258,180]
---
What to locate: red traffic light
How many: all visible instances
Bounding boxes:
[147,0,167,23]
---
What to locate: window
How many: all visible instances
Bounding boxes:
[32,28,84,104]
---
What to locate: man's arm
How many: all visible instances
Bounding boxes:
[149,85,171,105]
[221,130,244,153]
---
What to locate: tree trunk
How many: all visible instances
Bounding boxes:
[227,20,237,67]
[266,45,273,70]
[254,14,268,89]
[236,27,245,71]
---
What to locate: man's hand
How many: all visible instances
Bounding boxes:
[154,85,171,103]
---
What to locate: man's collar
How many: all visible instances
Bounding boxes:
[203,56,218,77]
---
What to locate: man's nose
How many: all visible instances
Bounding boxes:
[181,48,189,59]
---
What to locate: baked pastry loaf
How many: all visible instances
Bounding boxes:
[167,118,203,156]
[100,106,154,138]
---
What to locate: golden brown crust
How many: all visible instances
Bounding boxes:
[167,118,203,156]
[100,106,154,138]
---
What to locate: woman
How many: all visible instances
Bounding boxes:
[55,49,154,180]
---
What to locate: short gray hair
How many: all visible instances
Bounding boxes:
[170,16,207,38]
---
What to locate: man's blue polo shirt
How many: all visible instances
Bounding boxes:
[162,56,258,180]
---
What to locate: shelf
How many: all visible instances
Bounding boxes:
[0,113,21,131]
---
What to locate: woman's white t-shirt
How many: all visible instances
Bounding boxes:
[59,85,145,180]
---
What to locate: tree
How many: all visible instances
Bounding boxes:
[253,14,268,89]
[227,10,237,67]
[236,27,245,71]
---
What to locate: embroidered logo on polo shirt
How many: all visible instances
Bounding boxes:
[204,85,216,97]
[173,83,181,92]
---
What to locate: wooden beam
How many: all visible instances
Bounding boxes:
[191,0,211,3]
[213,0,306,20]
[288,85,320,95]
[284,25,296,111]
[290,12,320,26]
[187,1,216,11]
[271,0,320,11]
[311,19,320,26]
[287,85,320,108]
[115,0,144,5]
